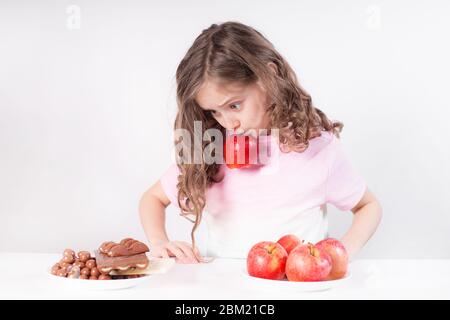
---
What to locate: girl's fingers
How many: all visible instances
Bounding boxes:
[160,249,169,259]
[165,243,187,261]
[149,248,164,258]
[175,242,198,263]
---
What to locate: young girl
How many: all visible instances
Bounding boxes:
[139,21,382,264]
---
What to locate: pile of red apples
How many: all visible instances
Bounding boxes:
[246,235,349,281]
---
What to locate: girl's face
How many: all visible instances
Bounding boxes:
[195,78,271,136]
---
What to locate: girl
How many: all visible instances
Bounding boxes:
[139,21,382,264]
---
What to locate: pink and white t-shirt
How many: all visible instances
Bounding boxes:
[160,131,366,258]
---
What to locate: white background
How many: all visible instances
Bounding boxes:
[1,0,449,258]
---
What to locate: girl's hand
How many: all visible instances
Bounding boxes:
[149,240,201,264]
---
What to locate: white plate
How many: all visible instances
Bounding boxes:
[241,268,352,292]
[47,257,175,291]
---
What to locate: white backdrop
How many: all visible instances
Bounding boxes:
[1,0,449,258]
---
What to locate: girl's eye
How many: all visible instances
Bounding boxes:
[230,103,241,110]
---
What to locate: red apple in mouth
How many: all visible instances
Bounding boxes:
[276,234,304,255]
[285,243,332,282]
[223,134,259,169]
[246,241,288,280]
[315,238,349,280]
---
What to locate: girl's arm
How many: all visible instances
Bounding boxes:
[139,180,200,263]
[139,180,171,245]
[340,188,383,261]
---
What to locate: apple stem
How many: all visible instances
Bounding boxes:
[308,244,318,257]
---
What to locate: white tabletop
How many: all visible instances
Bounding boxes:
[0,253,449,299]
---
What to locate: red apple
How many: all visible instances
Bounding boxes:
[285,243,332,282]
[247,241,288,280]
[315,238,349,280]
[277,234,304,255]
[223,134,259,169]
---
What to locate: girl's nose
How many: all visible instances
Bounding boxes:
[224,118,240,131]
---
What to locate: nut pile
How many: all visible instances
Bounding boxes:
[51,249,111,280]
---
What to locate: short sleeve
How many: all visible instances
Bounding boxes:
[325,136,367,211]
[160,164,181,208]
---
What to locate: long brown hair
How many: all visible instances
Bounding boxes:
[173,21,343,256]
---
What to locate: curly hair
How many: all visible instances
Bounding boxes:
[173,21,343,257]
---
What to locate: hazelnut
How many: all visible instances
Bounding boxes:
[62,255,75,264]
[56,269,67,277]
[73,259,85,269]
[90,267,100,277]
[79,274,89,280]
[51,264,60,275]
[77,251,91,263]
[63,249,75,257]
[85,259,96,269]
[80,267,91,277]
[89,275,98,280]
[98,274,111,280]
